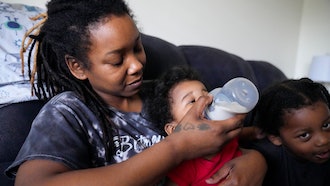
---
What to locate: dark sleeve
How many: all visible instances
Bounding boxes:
[247,138,278,159]
[5,96,95,178]
[248,138,284,186]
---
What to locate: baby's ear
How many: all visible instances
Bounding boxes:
[164,122,178,135]
[267,134,282,146]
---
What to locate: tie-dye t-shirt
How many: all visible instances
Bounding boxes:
[6,91,164,178]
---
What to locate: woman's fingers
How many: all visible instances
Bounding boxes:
[172,96,245,159]
[207,149,267,186]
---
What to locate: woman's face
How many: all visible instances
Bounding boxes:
[279,101,330,163]
[169,80,208,123]
[83,14,146,104]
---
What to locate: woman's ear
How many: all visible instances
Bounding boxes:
[267,134,282,146]
[164,122,178,135]
[65,55,87,80]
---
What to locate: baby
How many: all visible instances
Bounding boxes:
[147,66,242,186]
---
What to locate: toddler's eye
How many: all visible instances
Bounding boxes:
[299,132,310,140]
[322,123,330,130]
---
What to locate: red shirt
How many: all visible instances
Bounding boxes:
[167,137,242,186]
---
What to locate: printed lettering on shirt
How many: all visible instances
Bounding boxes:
[113,135,164,162]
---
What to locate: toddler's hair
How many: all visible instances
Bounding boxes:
[252,78,330,136]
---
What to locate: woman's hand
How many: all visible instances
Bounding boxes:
[205,148,267,186]
[167,95,245,161]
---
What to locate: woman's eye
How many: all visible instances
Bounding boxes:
[112,61,123,66]
[110,58,123,66]
[322,123,330,130]
[105,55,123,66]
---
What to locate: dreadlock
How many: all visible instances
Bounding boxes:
[20,12,47,86]
[20,0,133,158]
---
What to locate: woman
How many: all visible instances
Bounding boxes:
[6,0,266,185]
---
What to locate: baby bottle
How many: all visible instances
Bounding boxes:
[205,77,259,120]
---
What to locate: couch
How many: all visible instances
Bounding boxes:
[0,2,287,186]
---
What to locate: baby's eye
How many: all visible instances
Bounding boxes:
[189,99,196,104]
[298,132,310,140]
[322,123,330,130]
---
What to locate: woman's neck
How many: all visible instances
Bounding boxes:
[108,94,143,112]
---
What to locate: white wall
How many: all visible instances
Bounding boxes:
[127,0,302,78]
[295,0,330,78]
[3,0,330,79]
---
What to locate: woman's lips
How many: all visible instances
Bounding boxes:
[128,77,143,89]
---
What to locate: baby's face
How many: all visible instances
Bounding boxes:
[279,101,330,163]
[169,80,208,123]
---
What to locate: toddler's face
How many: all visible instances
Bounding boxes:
[279,101,330,163]
[169,80,208,123]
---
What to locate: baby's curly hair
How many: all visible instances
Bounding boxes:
[147,66,202,136]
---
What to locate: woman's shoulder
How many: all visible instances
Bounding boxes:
[39,91,96,121]
[48,91,82,104]
[44,91,87,110]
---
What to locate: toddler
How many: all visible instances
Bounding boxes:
[250,78,330,186]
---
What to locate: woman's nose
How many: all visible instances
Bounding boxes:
[127,55,144,75]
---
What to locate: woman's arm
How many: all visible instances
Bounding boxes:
[206,148,267,186]
[15,96,244,186]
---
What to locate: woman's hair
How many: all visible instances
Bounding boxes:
[252,78,330,136]
[147,66,202,135]
[22,0,133,157]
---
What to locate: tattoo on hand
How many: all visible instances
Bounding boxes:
[174,125,182,132]
[174,123,210,133]
[198,123,210,131]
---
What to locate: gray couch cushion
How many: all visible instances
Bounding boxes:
[142,34,187,81]
[180,45,258,91]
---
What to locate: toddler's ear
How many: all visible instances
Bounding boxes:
[267,135,282,146]
[164,122,178,135]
